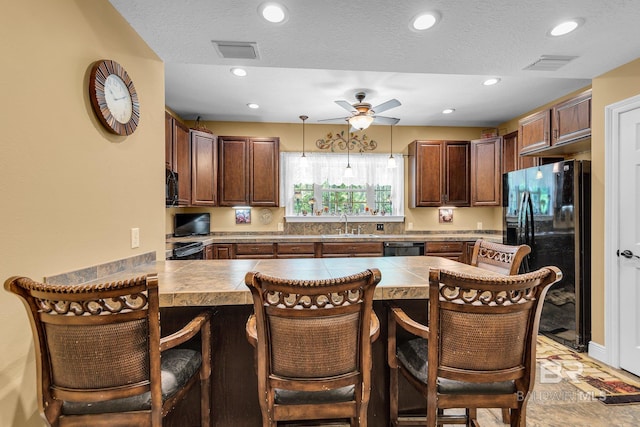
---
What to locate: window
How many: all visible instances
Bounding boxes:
[281,152,404,220]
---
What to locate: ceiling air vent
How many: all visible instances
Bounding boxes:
[524,55,578,71]
[212,41,259,59]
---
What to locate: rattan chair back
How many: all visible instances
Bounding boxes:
[470,239,531,275]
[245,268,382,427]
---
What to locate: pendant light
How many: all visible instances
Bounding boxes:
[299,115,308,165]
[344,121,353,178]
[387,124,397,169]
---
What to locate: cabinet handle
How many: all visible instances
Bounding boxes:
[553,129,558,141]
[545,131,549,143]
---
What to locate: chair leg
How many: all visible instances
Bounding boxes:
[468,408,478,426]
[390,365,399,426]
[502,408,511,424]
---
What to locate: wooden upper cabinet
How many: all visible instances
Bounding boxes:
[218,137,249,206]
[249,138,280,207]
[409,140,470,207]
[218,136,280,207]
[165,112,174,169]
[552,89,591,146]
[518,109,551,155]
[471,136,501,206]
[165,112,191,205]
[190,130,217,206]
[501,131,518,174]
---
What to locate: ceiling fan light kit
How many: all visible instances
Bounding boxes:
[320,91,401,130]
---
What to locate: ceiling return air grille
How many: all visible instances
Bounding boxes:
[524,55,578,71]
[212,41,260,59]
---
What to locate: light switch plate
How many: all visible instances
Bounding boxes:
[131,228,140,248]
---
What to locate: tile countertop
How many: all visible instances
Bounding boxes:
[93,256,503,308]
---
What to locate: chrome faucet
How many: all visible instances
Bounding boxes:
[340,213,349,235]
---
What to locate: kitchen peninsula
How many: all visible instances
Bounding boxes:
[59,254,502,427]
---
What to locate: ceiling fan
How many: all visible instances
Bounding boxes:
[319,92,401,130]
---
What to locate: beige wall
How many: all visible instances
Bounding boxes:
[0,1,164,426]
[167,121,503,235]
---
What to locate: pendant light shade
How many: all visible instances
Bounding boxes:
[387,124,397,169]
[299,115,308,165]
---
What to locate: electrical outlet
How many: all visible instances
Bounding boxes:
[131,227,140,248]
[376,223,384,231]
[278,222,284,231]
[408,222,414,230]
[477,221,483,230]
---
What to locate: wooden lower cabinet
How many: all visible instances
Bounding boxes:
[210,244,233,259]
[234,243,275,259]
[321,242,383,257]
[276,242,317,258]
[425,241,464,261]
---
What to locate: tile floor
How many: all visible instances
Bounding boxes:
[290,354,640,427]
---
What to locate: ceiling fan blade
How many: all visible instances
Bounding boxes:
[317,116,349,122]
[335,100,357,113]
[372,99,401,114]
[373,116,400,125]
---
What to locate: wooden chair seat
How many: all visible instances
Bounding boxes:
[62,348,201,415]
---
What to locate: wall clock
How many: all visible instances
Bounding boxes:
[89,59,140,135]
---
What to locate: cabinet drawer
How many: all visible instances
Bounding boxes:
[235,243,275,255]
[425,241,464,253]
[322,242,383,256]
[277,243,316,255]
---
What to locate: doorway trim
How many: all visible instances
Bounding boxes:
[603,93,640,367]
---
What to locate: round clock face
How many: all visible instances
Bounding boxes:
[89,60,140,135]
[104,74,133,124]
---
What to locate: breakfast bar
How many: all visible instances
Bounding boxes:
[88,256,501,426]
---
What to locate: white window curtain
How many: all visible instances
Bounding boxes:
[280,152,405,218]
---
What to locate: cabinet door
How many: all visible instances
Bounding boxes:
[445,141,470,206]
[165,112,174,169]
[471,137,501,206]
[249,138,279,206]
[212,244,233,259]
[502,131,518,174]
[191,130,217,206]
[174,120,191,205]
[518,109,551,154]
[218,137,249,206]
[552,89,591,146]
[409,141,444,207]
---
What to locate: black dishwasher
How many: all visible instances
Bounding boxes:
[383,242,425,256]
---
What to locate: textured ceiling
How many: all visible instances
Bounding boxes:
[109,0,640,126]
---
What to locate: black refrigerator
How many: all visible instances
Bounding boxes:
[503,160,591,351]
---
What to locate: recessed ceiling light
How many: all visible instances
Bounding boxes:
[230,67,247,77]
[442,108,455,114]
[247,103,260,109]
[411,12,440,31]
[483,77,501,86]
[550,19,582,36]
[259,3,288,24]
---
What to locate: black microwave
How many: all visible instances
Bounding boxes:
[166,168,178,206]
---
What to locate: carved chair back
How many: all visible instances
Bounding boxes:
[470,239,531,275]
[245,268,382,426]
[4,274,212,427]
[425,267,561,424]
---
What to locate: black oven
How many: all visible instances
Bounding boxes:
[168,241,205,260]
